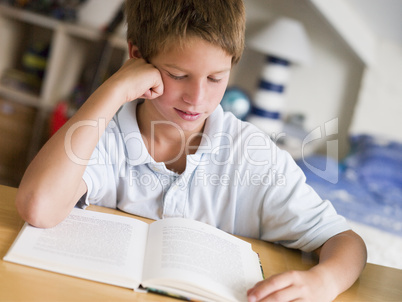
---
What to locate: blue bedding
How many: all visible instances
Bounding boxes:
[296,135,402,237]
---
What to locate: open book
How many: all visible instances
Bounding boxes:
[4,208,263,302]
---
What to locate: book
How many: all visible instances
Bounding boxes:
[4,208,263,302]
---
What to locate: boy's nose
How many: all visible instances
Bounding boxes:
[183,80,205,105]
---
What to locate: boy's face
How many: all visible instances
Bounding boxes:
[145,37,232,134]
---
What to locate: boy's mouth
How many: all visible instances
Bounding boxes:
[175,108,201,121]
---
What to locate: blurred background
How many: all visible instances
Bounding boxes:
[0,0,401,269]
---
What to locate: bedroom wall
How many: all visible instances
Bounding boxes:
[350,39,402,142]
[77,0,125,31]
[230,0,365,159]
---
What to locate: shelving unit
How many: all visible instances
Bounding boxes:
[0,4,128,185]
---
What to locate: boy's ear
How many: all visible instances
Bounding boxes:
[128,42,142,59]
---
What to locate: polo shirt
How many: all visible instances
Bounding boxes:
[80,100,349,252]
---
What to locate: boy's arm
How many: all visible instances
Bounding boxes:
[247,230,367,302]
[16,58,163,228]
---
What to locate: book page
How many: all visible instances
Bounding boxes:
[142,218,262,302]
[4,208,149,289]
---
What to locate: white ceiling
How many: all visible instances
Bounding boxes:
[348,0,402,44]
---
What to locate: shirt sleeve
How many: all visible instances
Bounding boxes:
[259,147,350,252]
[78,126,121,209]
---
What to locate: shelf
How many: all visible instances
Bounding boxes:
[0,4,127,50]
[0,4,128,185]
[63,22,126,48]
[0,4,59,29]
[0,84,41,108]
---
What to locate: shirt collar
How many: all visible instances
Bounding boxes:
[116,100,154,165]
[197,104,224,155]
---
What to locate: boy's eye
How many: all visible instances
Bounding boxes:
[167,71,222,83]
[168,73,186,80]
[208,77,221,83]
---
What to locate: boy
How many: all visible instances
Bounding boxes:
[16,0,367,301]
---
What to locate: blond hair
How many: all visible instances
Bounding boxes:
[125,0,245,64]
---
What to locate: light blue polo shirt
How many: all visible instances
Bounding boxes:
[81,100,349,252]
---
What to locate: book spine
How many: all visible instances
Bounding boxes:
[147,287,201,302]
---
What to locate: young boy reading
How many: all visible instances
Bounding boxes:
[16,0,367,301]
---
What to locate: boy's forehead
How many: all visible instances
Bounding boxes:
[157,36,233,63]
[154,45,232,74]
[164,62,231,75]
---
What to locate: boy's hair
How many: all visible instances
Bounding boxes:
[125,0,246,64]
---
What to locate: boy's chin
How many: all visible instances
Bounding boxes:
[175,118,207,134]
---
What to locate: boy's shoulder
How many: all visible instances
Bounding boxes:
[220,108,273,143]
[210,107,281,160]
[107,100,141,135]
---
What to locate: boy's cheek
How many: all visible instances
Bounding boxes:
[158,75,174,92]
[152,83,177,103]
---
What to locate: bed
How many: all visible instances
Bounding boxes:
[296,134,402,269]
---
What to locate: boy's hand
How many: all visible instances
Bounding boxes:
[247,230,366,302]
[247,268,335,302]
[106,58,164,104]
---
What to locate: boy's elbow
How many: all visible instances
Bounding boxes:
[15,190,62,228]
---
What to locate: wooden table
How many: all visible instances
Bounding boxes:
[1,184,401,301]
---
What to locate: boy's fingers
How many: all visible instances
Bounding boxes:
[142,80,164,99]
[248,272,294,301]
[263,285,301,302]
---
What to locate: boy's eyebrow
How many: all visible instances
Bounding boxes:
[163,63,231,75]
